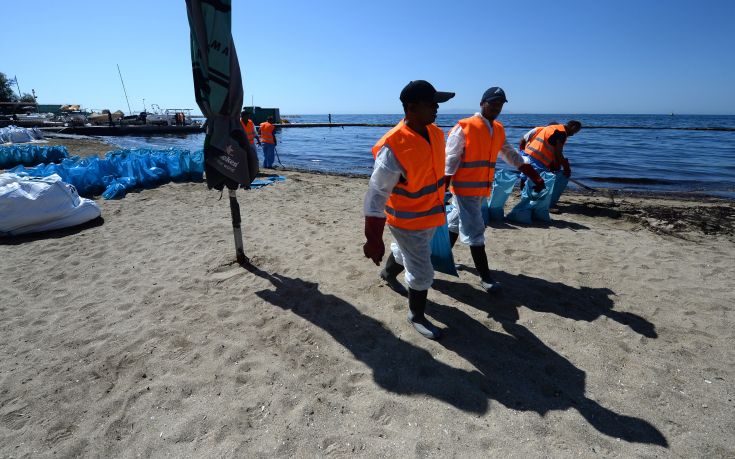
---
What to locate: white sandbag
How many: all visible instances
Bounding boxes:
[0,126,44,144]
[0,173,101,236]
[7,127,33,144]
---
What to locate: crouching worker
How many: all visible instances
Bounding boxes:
[363,80,454,340]
[519,120,582,176]
[445,87,545,292]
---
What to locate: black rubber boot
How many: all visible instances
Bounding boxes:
[380,253,404,281]
[380,253,407,295]
[449,230,459,248]
[470,245,501,292]
[407,288,441,339]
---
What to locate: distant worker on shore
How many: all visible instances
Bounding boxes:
[259,116,277,168]
[240,111,260,159]
[363,80,454,340]
[328,113,332,124]
[444,87,546,292]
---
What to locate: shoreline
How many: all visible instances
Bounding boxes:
[30,135,734,202]
[7,136,734,242]
[273,164,735,203]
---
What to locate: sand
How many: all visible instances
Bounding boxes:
[41,136,120,158]
[1,161,734,457]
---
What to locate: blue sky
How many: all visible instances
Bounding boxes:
[4,0,734,115]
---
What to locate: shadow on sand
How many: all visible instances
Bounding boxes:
[245,264,667,447]
[0,216,105,246]
[434,270,657,338]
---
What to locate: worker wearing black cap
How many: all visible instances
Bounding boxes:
[363,80,454,340]
[444,87,545,292]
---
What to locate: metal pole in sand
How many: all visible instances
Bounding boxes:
[228,189,247,264]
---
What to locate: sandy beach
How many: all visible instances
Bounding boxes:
[1,149,734,456]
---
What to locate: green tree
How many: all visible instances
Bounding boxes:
[19,93,36,103]
[0,72,17,102]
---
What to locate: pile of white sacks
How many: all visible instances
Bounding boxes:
[0,125,45,144]
[0,173,100,236]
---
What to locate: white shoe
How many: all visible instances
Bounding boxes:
[407,311,442,340]
[480,278,501,293]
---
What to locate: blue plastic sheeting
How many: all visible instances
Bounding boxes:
[0,144,69,169]
[250,176,286,188]
[506,171,557,224]
[430,207,459,277]
[10,148,204,199]
[485,169,519,224]
[549,172,569,207]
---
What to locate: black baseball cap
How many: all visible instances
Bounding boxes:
[400,80,455,104]
[481,87,508,104]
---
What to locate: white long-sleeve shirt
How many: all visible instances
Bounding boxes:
[522,127,540,143]
[445,113,525,176]
[363,145,404,218]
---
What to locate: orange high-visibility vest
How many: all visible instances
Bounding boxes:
[523,124,566,168]
[371,121,446,230]
[449,115,505,197]
[259,121,275,144]
[240,119,256,144]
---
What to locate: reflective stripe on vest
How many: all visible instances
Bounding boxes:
[260,122,275,144]
[391,176,445,199]
[450,115,505,197]
[372,121,447,230]
[523,124,564,168]
[452,180,492,188]
[384,204,445,220]
[460,160,496,168]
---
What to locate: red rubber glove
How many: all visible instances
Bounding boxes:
[363,216,386,265]
[561,158,571,178]
[518,164,545,193]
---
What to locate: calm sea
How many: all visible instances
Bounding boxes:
[102,114,735,199]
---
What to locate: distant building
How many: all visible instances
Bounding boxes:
[242,106,280,125]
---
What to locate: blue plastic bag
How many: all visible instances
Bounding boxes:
[430,213,459,277]
[506,171,557,224]
[188,150,204,180]
[0,144,69,169]
[12,147,208,200]
[549,171,569,207]
[102,181,127,199]
[486,169,519,224]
